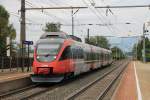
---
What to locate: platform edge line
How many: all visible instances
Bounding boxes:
[134,61,142,100]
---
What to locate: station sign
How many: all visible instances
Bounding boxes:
[23,41,33,45]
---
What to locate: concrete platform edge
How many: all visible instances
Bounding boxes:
[0,76,32,95]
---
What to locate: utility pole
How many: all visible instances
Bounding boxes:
[71,8,74,36]
[20,0,26,71]
[87,28,90,42]
[143,23,146,63]
[116,48,117,60]
[71,8,79,36]
[136,42,138,60]
[20,0,26,45]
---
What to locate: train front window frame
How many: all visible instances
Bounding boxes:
[37,43,60,56]
[36,43,61,62]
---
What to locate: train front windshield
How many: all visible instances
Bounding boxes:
[36,43,60,62]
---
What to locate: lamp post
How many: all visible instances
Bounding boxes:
[71,8,79,36]
[143,23,146,63]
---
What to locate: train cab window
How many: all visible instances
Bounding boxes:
[36,43,61,62]
[60,46,71,60]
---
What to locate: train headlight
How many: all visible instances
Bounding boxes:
[53,56,56,59]
[37,56,39,59]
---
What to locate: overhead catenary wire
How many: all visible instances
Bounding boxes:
[25,4,150,10]
[24,0,150,34]
[82,0,116,34]
[8,11,42,26]
[87,0,127,34]
[85,0,116,33]
[25,0,70,24]
[20,1,150,33]
[46,0,75,25]
[92,2,129,35]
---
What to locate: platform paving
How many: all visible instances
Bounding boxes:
[0,72,32,83]
[0,67,32,83]
[0,68,33,95]
[112,62,137,100]
[112,61,150,100]
[135,61,150,100]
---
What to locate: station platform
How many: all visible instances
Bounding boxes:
[0,71,32,83]
[0,69,32,95]
[112,61,150,100]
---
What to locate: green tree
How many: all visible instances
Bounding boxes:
[0,5,16,56]
[44,22,61,32]
[132,43,137,59]
[85,36,110,49]
[111,46,125,60]
[132,37,150,61]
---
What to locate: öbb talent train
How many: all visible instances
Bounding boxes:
[31,32,113,82]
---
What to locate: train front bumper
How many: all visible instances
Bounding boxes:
[30,74,64,83]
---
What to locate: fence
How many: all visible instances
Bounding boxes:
[0,57,33,72]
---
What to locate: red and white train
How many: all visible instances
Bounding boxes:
[31,32,113,82]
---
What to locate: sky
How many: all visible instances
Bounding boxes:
[0,0,150,52]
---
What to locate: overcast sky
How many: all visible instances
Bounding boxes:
[0,0,150,52]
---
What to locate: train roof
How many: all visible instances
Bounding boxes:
[36,38,65,44]
[40,32,69,39]
[40,32,82,42]
[73,40,111,53]
[38,32,111,53]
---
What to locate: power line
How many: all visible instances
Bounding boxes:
[24,1,150,34]
[82,0,116,34]
[25,0,70,24]
[25,4,150,10]
[9,11,40,25]
[87,0,127,34]
[90,3,125,34]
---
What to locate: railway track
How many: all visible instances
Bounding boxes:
[28,60,125,100]
[0,60,127,100]
[0,82,60,100]
[20,85,58,100]
[65,60,129,100]
[0,84,38,98]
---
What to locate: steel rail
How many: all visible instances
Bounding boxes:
[65,60,127,100]
[96,61,129,100]
[0,84,39,98]
[20,86,58,100]
[15,61,117,100]
[0,61,118,100]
